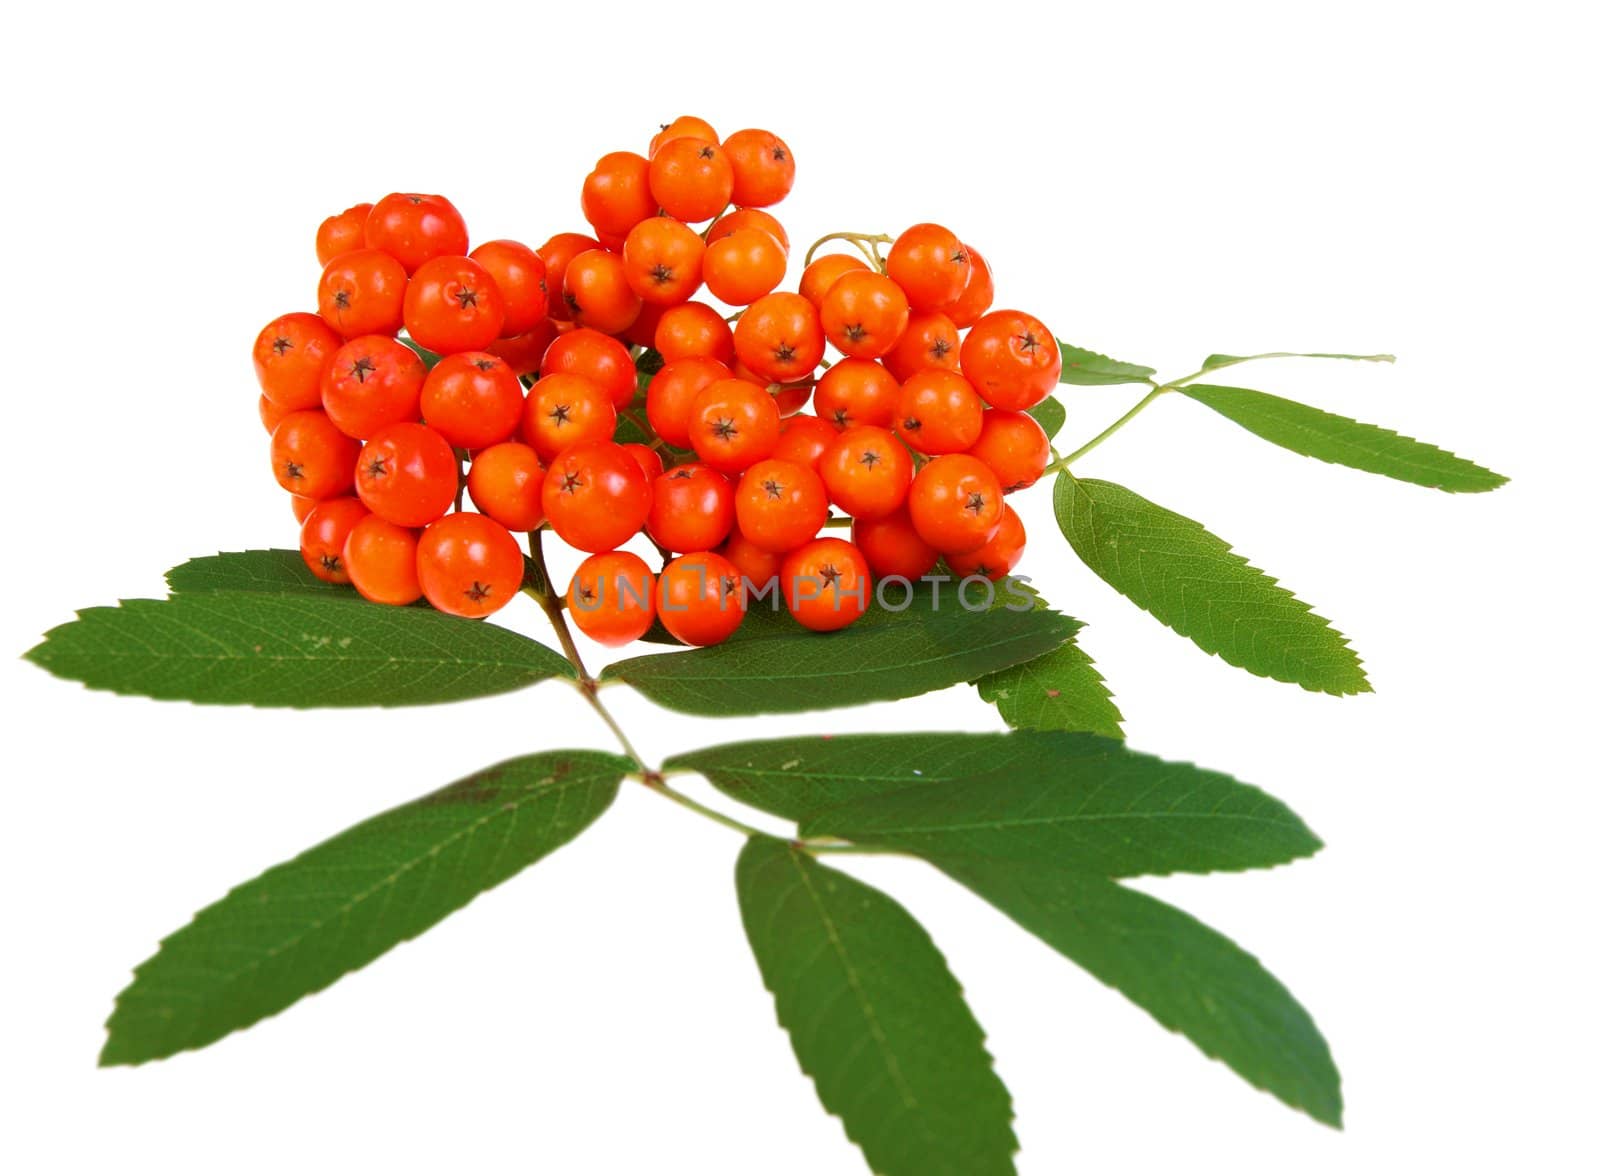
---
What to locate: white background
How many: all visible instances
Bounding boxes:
[2,2,1594,1172]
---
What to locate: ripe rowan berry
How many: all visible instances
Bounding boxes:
[260,394,290,435]
[656,551,746,646]
[734,458,829,553]
[487,320,560,378]
[646,357,731,448]
[944,245,994,329]
[772,414,839,472]
[299,497,369,584]
[469,239,549,337]
[621,216,706,305]
[705,208,790,253]
[524,372,618,462]
[542,440,653,552]
[960,310,1063,410]
[773,383,814,417]
[883,310,960,383]
[886,223,969,312]
[254,312,344,411]
[907,454,1003,555]
[466,441,545,531]
[799,253,869,309]
[317,248,407,339]
[355,422,459,527]
[316,202,373,267]
[896,369,984,454]
[343,514,423,605]
[322,333,428,442]
[561,248,641,335]
[271,410,360,500]
[538,232,602,322]
[415,512,524,619]
[420,352,523,449]
[721,129,795,208]
[650,116,719,155]
[655,302,736,365]
[539,328,637,410]
[781,537,870,632]
[364,193,469,274]
[567,551,656,646]
[734,293,825,383]
[623,301,667,349]
[818,426,914,520]
[404,256,507,355]
[622,443,665,483]
[718,518,784,589]
[966,409,1051,492]
[581,151,657,238]
[648,138,734,224]
[290,493,319,524]
[945,503,1026,579]
[703,228,786,305]
[819,270,910,360]
[647,463,735,553]
[689,378,781,474]
[851,506,939,580]
[812,358,900,430]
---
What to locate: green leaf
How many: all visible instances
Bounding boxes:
[975,634,1124,738]
[1053,472,1369,695]
[1057,342,1157,386]
[736,836,1017,1175]
[603,584,1077,716]
[1025,396,1067,440]
[935,860,1342,1126]
[398,334,443,370]
[1180,383,1507,492]
[26,592,573,708]
[166,549,341,595]
[102,750,629,1066]
[1202,351,1394,373]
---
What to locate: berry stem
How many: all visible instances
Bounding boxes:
[802,230,893,270]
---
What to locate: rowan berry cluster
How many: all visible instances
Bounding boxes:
[252,115,1061,647]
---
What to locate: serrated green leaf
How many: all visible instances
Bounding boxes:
[102,750,629,1066]
[1053,472,1368,695]
[26,592,573,708]
[975,634,1124,738]
[166,549,342,595]
[1180,383,1506,492]
[1200,351,1394,373]
[935,860,1342,1126]
[736,836,1017,1176]
[1057,342,1157,386]
[1025,396,1067,440]
[603,585,1077,716]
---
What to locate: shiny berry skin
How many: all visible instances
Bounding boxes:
[254,312,344,410]
[818,426,914,520]
[689,378,781,474]
[655,302,736,365]
[813,358,900,430]
[561,249,642,336]
[945,503,1026,580]
[299,497,369,584]
[656,551,746,646]
[883,311,961,383]
[960,310,1063,410]
[317,248,407,339]
[271,410,360,500]
[886,223,969,312]
[487,320,560,378]
[538,232,602,321]
[623,443,666,483]
[542,441,652,553]
[581,151,657,238]
[354,422,458,527]
[342,515,422,605]
[469,239,549,336]
[721,129,795,207]
[316,202,374,267]
[648,138,734,223]
[717,519,784,589]
[260,394,290,435]
[799,253,869,309]
[907,454,1004,555]
[733,292,825,383]
[646,357,731,448]
[415,513,524,619]
[466,441,545,531]
[819,271,911,360]
[364,193,469,274]
[403,255,506,355]
[851,506,939,581]
[705,208,790,253]
[539,328,637,410]
[621,216,706,305]
[734,458,829,553]
[321,335,426,439]
[567,551,657,646]
[290,494,319,523]
[647,464,735,553]
[703,228,786,305]
[896,369,984,454]
[771,414,839,472]
[966,409,1051,492]
[945,245,995,329]
[420,352,523,449]
[649,115,720,156]
[781,538,871,632]
[524,372,618,463]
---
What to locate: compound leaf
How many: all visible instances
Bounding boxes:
[975,634,1124,738]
